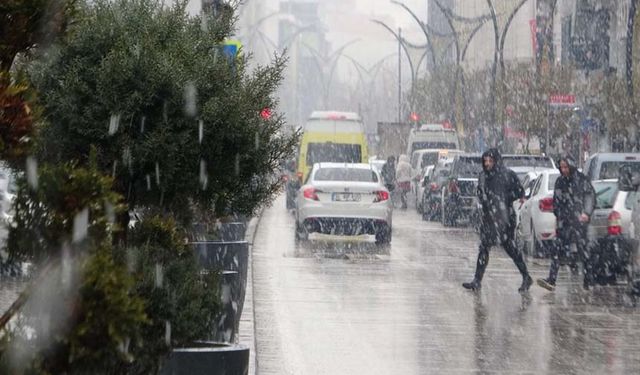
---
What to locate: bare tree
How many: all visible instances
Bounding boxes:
[626,0,638,97]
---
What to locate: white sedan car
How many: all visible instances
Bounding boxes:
[513,169,555,226]
[516,169,560,257]
[295,163,393,244]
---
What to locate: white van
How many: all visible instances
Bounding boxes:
[406,124,460,155]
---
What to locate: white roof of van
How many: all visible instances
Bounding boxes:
[308,111,361,122]
[315,162,372,170]
[589,152,640,160]
[415,123,455,132]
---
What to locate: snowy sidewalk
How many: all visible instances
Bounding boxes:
[238,213,262,375]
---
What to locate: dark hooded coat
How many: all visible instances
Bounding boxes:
[553,157,595,227]
[477,149,524,244]
[381,157,396,187]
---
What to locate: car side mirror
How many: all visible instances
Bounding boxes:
[618,166,640,191]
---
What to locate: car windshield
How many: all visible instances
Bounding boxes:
[454,157,483,178]
[421,153,439,167]
[314,168,378,183]
[306,143,362,166]
[502,156,554,168]
[599,161,640,180]
[593,181,618,209]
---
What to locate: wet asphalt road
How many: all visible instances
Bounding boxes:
[252,194,640,375]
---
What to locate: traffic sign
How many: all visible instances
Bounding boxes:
[222,40,242,61]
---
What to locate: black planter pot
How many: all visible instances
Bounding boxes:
[192,240,249,343]
[160,342,249,375]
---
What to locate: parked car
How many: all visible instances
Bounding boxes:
[422,158,453,221]
[410,148,464,199]
[618,167,640,294]
[415,165,435,215]
[513,170,548,228]
[589,180,630,239]
[501,154,556,183]
[515,169,560,257]
[583,152,640,181]
[586,179,634,285]
[440,154,483,227]
[294,163,393,244]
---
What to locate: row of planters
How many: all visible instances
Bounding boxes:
[164,219,251,375]
[0,0,297,373]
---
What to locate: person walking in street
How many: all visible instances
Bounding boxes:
[463,148,533,293]
[395,154,412,209]
[537,156,595,291]
[381,156,397,206]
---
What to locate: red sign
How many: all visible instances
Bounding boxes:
[549,94,575,105]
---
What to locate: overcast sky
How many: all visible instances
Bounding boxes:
[180,0,429,82]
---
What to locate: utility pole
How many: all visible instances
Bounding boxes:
[398,27,402,125]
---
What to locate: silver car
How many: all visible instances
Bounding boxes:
[587,180,634,286]
[295,163,393,244]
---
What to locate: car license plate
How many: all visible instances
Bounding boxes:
[333,192,361,202]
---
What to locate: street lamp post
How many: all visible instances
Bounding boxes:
[398,27,402,125]
[340,53,398,122]
[298,39,360,109]
[390,0,438,73]
[371,20,417,124]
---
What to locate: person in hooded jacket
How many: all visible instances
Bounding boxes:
[537,156,595,291]
[381,156,396,191]
[463,148,533,292]
[395,154,412,209]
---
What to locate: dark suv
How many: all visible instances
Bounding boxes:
[441,154,483,227]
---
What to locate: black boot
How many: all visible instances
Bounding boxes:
[536,278,555,291]
[518,275,533,293]
[462,279,481,291]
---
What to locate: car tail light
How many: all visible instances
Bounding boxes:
[608,210,622,235]
[539,197,554,212]
[448,179,459,193]
[303,187,319,201]
[374,190,389,203]
[430,182,439,191]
